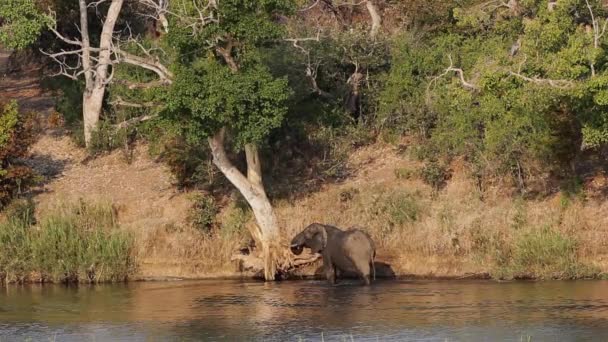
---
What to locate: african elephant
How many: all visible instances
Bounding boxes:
[290,223,376,285]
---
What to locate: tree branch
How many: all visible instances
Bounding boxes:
[114,79,169,89]
[115,114,159,129]
[116,48,174,82]
[299,0,321,12]
[508,71,574,89]
[110,96,157,108]
[284,31,334,98]
[365,1,382,39]
[428,55,478,92]
[47,25,83,46]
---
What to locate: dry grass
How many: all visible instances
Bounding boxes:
[275,144,608,279]
[13,92,608,280]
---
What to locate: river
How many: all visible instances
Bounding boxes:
[2,279,608,341]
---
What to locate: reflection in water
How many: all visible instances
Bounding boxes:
[2,280,608,341]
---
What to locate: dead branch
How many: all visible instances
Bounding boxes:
[231,250,321,274]
[284,31,334,98]
[299,0,321,12]
[428,55,478,92]
[115,114,159,129]
[137,0,172,33]
[115,79,169,89]
[365,1,382,39]
[585,0,608,77]
[336,0,367,7]
[110,96,157,108]
[116,49,173,82]
[508,71,575,89]
[47,27,82,47]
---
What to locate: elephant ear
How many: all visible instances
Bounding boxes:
[306,223,328,254]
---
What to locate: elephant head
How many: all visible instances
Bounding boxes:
[290,223,328,255]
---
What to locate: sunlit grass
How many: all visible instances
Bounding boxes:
[0,200,134,283]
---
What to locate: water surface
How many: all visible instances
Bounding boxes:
[2,279,608,341]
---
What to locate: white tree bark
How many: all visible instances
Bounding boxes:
[208,129,280,281]
[82,89,105,144]
[365,1,382,39]
[78,0,125,147]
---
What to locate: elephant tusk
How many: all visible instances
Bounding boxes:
[290,243,300,248]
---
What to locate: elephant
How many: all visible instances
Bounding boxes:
[290,223,376,285]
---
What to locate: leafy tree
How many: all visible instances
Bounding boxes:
[0,0,50,50]
[158,0,296,280]
[380,0,608,190]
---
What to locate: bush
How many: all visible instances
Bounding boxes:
[220,203,251,240]
[3,197,36,226]
[0,101,38,208]
[394,167,415,180]
[0,201,134,283]
[503,227,594,279]
[420,161,450,192]
[87,121,131,155]
[189,194,219,233]
[374,190,420,227]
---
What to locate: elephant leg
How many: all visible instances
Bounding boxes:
[325,265,336,285]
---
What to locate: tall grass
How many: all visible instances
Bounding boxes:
[501,226,595,279]
[0,201,134,283]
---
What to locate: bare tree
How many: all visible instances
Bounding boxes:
[44,0,172,147]
[585,0,608,77]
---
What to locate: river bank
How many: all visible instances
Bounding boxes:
[1,139,607,284]
[1,48,608,285]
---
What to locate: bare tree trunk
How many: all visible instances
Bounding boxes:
[208,129,280,281]
[365,1,382,39]
[245,144,263,187]
[83,88,105,145]
[78,0,124,147]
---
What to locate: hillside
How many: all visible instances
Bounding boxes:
[2,46,608,281]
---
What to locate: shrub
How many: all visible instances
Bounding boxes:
[504,227,594,279]
[3,197,36,226]
[394,167,415,180]
[87,121,130,154]
[189,194,219,233]
[220,203,251,240]
[420,161,450,192]
[374,190,420,227]
[0,101,38,208]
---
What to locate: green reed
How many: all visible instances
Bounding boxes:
[0,200,134,283]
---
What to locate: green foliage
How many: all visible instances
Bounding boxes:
[420,161,450,192]
[0,101,38,207]
[509,227,587,279]
[189,194,219,233]
[376,0,608,188]
[0,201,134,283]
[3,197,36,226]
[167,0,295,59]
[374,190,421,228]
[220,203,251,239]
[167,59,292,148]
[0,0,50,50]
